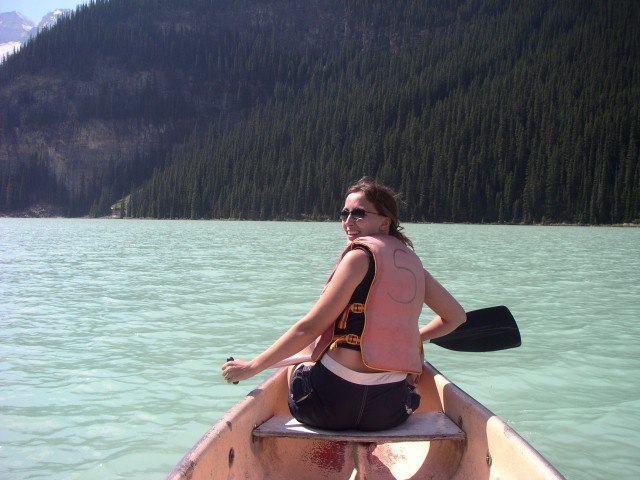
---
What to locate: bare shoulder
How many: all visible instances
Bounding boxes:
[341,247,370,268]
[332,247,369,283]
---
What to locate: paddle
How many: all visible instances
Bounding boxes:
[247,305,522,372]
[430,305,521,352]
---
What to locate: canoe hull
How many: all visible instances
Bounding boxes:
[167,361,564,479]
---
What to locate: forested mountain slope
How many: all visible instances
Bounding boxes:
[1,0,638,223]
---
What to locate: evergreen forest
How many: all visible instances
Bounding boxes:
[0,0,638,224]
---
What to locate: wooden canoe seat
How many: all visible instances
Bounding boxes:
[253,412,465,443]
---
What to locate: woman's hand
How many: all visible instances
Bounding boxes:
[221,358,257,384]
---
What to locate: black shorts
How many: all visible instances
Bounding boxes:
[287,360,420,431]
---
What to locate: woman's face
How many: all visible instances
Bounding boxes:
[341,191,390,242]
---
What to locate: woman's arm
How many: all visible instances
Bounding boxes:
[221,249,369,383]
[419,269,466,342]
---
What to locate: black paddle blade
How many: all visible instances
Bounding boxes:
[430,305,521,352]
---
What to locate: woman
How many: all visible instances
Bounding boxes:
[221,177,466,431]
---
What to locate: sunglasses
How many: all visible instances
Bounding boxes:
[339,208,382,221]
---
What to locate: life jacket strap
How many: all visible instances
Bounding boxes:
[330,333,361,350]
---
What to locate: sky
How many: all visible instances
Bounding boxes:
[0,0,89,22]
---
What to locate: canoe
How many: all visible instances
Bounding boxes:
[167,361,564,479]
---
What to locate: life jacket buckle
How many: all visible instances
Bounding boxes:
[344,334,361,345]
[350,303,365,314]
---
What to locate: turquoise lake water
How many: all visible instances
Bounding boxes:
[1,219,638,479]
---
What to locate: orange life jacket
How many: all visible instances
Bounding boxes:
[311,235,425,374]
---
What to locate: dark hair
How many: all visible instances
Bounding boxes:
[346,177,414,248]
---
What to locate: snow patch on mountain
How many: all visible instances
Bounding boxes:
[0,9,71,62]
[0,41,21,60]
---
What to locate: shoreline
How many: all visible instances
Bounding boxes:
[1,208,638,228]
